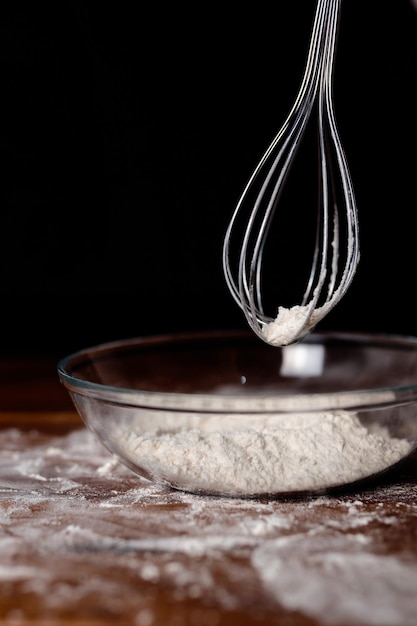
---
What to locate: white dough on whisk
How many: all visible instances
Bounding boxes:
[262,304,326,346]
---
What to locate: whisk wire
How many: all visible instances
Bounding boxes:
[223,0,327,319]
[222,0,359,345]
[318,0,359,308]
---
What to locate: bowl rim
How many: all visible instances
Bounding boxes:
[57,329,417,413]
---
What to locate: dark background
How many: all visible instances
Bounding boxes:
[2,2,417,358]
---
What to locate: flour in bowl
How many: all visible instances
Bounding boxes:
[113,410,412,496]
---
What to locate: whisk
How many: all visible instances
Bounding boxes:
[222,0,359,347]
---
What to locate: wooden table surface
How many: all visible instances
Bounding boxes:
[1,356,417,626]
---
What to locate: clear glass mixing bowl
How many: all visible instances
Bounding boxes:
[57,330,417,498]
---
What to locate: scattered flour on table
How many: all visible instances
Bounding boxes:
[252,534,417,626]
[116,410,412,495]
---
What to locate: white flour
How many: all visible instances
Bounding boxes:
[116,410,411,496]
[2,427,417,625]
[262,304,325,346]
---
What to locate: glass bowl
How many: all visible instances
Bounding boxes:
[57,330,417,498]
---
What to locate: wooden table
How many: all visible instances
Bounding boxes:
[1,356,417,625]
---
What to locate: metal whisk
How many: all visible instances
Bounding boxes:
[222,0,359,347]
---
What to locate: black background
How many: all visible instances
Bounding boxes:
[2,2,417,358]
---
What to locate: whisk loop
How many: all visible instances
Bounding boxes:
[222,0,359,346]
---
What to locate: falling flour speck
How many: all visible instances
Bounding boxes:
[113,410,411,496]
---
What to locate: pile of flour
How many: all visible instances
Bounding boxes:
[115,410,411,496]
[262,304,325,346]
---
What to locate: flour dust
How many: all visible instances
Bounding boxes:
[113,410,412,496]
